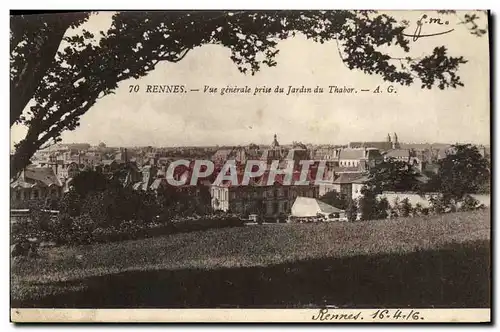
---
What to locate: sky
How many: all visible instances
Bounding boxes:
[10,10,490,148]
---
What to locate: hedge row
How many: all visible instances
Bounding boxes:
[12,214,244,247]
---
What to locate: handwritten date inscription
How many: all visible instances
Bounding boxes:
[311,308,424,322]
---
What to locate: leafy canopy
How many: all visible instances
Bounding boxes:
[10,11,486,177]
[431,144,490,199]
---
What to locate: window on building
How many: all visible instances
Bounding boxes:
[15,191,21,201]
[273,202,278,214]
[33,190,39,199]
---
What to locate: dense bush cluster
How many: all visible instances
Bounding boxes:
[13,209,243,249]
[11,169,240,250]
[359,193,485,221]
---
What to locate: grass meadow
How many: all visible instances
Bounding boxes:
[11,209,491,308]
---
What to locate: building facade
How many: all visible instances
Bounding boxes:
[11,166,63,204]
[210,179,318,217]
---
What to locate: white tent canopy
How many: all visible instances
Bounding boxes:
[291,197,345,219]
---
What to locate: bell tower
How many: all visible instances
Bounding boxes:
[271,134,280,148]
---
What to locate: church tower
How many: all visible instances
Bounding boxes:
[271,134,280,149]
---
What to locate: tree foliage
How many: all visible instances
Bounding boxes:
[346,198,358,222]
[396,198,413,218]
[429,144,490,200]
[10,11,487,177]
[359,188,389,221]
[70,169,111,197]
[459,194,485,212]
[365,157,421,194]
[10,12,90,127]
[319,190,349,210]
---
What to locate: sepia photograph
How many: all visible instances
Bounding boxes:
[9,9,491,323]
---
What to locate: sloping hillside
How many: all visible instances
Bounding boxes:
[12,209,490,308]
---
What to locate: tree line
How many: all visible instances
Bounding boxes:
[320,144,490,221]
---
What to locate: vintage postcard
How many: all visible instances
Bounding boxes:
[10,10,491,323]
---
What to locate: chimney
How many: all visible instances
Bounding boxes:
[124,148,128,163]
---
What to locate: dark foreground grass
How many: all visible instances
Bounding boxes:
[11,209,491,308]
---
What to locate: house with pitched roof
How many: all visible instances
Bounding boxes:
[384,148,411,163]
[318,173,366,199]
[11,166,63,203]
[338,148,383,169]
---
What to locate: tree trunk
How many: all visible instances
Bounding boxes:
[10,22,70,127]
[10,129,43,180]
[10,143,35,180]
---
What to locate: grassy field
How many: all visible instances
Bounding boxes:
[11,209,491,308]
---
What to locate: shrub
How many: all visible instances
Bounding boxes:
[413,203,423,216]
[376,197,390,219]
[397,198,413,218]
[91,227,116,243]
[346,199,358,222]
[428,195,452,214]
[359,190,389,221]
[63,214,96,245]
[173,215,244,233]
[59,190,81,217]
[459,195,485,212]
[50,213,73,244]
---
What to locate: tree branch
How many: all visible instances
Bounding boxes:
[38,94,99,146]
[10,23,69,127]
[334,39,348,68]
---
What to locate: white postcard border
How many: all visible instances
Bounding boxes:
[11,308,491,323]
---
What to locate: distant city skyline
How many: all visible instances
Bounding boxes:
[36,135,489,150]
[10,11,490,149]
